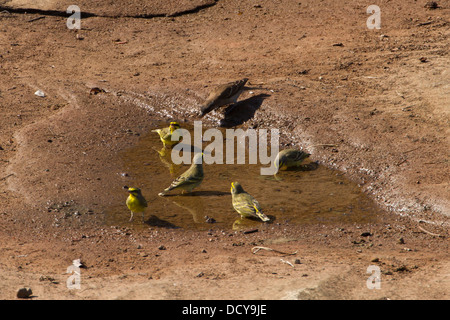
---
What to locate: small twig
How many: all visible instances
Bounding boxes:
[417,224,444,238]
[280,259,295,268]
[424,159,449,165]
[27,16,45,23]
[251,246,297,256]
[417,21,432,26]
[0,173,14,181]
[403,146,421,154]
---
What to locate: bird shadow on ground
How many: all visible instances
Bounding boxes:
[219,93,271,128]
[144,214,180,228]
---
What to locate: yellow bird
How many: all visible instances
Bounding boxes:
[231,182,270,222]
[152,122,182,148]
[274,149,310,172]
[158,153,204,196]
[125,186,148,222]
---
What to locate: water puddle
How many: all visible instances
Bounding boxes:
[105,121,383,231]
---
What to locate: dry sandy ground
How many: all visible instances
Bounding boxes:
[0,0,448,300]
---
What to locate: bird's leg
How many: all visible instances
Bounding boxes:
[141,212,145,223]
[129,211,134,222]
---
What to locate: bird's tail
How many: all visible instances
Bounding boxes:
[254,206,270,222]
[158,186,172,197]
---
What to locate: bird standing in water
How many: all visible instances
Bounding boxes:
[274,149,310,172]
[231,181,270,222]
[158,153,204,196]
[152,122,182,148]
[125,186,148,222]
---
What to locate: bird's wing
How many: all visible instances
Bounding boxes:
[287,150,304,161]
[233,193,256,213]
[167,175,188,189]
[209,78,248,101]
[152,127,169,137]
[140,196,148,207]
[251,197,263,213]
[167,167,197,189]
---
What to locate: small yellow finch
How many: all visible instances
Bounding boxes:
[158,153,204,196]
[152,122,182,148]
[274,149,310,172]
[231,182,270,222]
[125,186,148,222]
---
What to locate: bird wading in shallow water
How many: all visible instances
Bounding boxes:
[199,78,248,117]
[125,186,148,222]
[231,182,270,222]
[158,153,204,196]
[151,122,182,148]
[274,149,310,173]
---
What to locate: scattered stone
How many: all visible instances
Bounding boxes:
[398,237,405,244]
[424,1,439,9]
[371,257,380,263]
[17,287,32,299]
[395,265,409,272]
[34,90,45,97]
[419,57,428,63]
[89,87,106,95]
[158,245,166,250]
[294,259,301,264]
[201,249,207,253]
[360,232,372,237]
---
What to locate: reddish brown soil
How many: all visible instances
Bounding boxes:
[0,0,448,299]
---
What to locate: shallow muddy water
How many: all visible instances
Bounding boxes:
[106,121,383,231]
